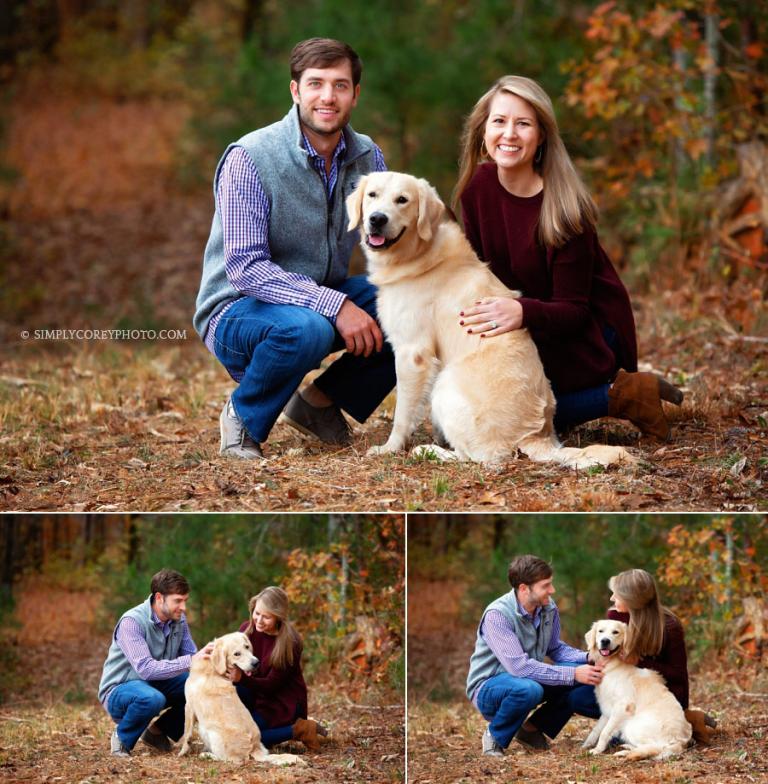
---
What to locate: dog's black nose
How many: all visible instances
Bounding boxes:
[368,212,388,230]
[599,639,610,648]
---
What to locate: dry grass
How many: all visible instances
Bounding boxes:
[0,327,766,512]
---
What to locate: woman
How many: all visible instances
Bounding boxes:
[606,568,715,742]
[453,75,683,438]
[231,586,327,751]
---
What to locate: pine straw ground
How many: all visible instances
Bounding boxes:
[407,580,768,784]
[0,582,404,784]
[0,306,766,513]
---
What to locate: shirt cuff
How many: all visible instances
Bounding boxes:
[314,287,348,321]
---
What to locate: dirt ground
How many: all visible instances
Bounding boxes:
[0,320,766,513]
[0,582,404,784]
[407,579,768,784]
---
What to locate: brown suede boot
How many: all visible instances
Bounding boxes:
[684,708,716,746]
[292,718,328,752]
[607,369,683,440]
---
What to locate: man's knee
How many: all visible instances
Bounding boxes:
[517,680,545,710]
[272,312,335,361]
[137,688,167,717]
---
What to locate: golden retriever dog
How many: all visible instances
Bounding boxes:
[178,632,306,766]
[583,619,692,760]
[346,171,633,468]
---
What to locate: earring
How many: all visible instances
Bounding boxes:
[535,145,543,164]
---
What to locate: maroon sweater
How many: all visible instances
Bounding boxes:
[460,163,638,393]
[607,609,689,709]
[238,622,308,728]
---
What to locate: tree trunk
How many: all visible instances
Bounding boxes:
[704,11,719,166]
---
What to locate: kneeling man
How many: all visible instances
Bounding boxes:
[467,555,603,754]
[97,569,213,756]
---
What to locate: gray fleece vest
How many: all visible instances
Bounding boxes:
[193,104,377,340]
[466,591,557,701]
[97,595,186,705]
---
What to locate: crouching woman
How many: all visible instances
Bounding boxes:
[230,586,328,751]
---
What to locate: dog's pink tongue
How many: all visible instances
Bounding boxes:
[600,648,611,656]
[368,234,386,246]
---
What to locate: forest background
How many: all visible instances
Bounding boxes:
[0,514,405,783]
[408,513,768,784]
[0,0,766,512]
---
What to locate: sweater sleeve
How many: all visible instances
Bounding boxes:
[517,231,595,334]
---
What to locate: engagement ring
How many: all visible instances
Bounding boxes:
[490,321,498,330]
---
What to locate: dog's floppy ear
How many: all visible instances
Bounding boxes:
[416,178,445,242]
[346,175,369,231]
[211,638,227,676]
[584,622,597,652]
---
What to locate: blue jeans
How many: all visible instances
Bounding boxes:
[235,683,298,747]
[475,673,599,748]
[553,384,610,431]
[213,275,396,443]
[107,673,188,750]
[552,325,618,431]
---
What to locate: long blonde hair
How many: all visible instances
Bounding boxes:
[244,586,301,670]
[453,75,597,248]
[609,569,673,659]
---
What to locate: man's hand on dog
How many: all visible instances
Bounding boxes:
[336,299,384,357]
[192,641,215,663]
[574,663,604,685]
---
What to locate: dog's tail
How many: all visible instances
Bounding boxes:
[519,434,635,469]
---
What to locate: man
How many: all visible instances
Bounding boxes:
[466,555,603,755]
[194,37,395,459]
[97,569,213,757]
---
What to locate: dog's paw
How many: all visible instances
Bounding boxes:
[367,442,401,457]
[409,444,458,462]
[589,747,604,756]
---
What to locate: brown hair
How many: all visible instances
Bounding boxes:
[244,586,302,670]
[453,75,598,248]
[609,569,673,659]
[507,555,552,590]
[290,38,363,86]
[150,569,190,598]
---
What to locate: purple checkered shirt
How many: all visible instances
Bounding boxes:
[203,130,387,354]
[471,599,588,706]
[99,609,198,711]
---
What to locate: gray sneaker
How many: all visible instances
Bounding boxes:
[111,728,131,757]
[482,728,504,757]
[140,727,172,753]
[219,398,264,459]
[282,391,352,445]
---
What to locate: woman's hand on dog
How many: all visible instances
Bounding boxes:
[459,296,523,337]
[226,666,242,683]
